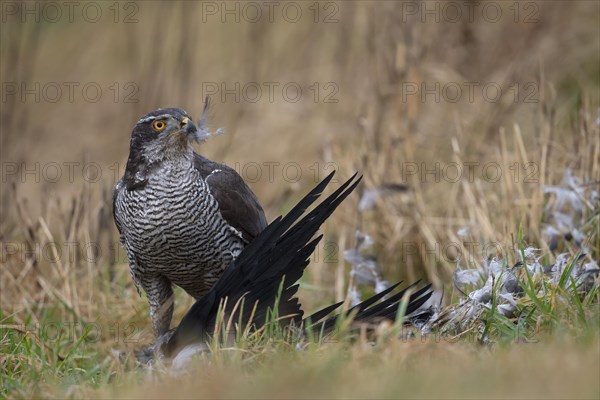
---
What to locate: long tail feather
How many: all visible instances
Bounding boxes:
[307,282,433,336]
[163,172,361,357]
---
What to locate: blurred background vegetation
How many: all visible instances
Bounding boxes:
[2,0,599,302]
[0,3,598,393]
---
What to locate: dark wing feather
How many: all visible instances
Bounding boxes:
[159,170,434,359]
[163,172,361,356]
[193,153,267,242]
[307,282,433,334]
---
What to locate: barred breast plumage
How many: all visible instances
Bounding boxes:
[116,159,244,291]
[113,106,267,337]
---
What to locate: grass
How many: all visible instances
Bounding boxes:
[1,1,600,398]
[2,318,599,398]
[123,336,599,399]
[1,172,597,397]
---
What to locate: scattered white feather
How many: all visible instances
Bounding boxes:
[348,285,362,307]
[457,227,470,237]
[487,258,505,276]
[344,230,387,302]
[454,268,482,286]
[375,279,390,293]
[358,185,407,211]
[170,343,209,376]
[358,189,381,211]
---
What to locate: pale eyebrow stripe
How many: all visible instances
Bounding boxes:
[137,114,172,124]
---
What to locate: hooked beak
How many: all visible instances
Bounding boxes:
[180,117,197,136]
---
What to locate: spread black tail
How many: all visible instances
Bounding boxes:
[163,172,432,357]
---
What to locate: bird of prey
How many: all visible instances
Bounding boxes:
[136,172,433,365]
[113,103,267,337]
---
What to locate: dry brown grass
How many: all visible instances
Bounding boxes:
[110,336,600,399]
[1,1,599,398]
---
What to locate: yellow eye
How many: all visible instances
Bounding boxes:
[152,120,166,131]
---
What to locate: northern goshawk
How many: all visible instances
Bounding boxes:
[113,105,267,337]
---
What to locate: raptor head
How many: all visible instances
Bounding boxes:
[129,108,201,163]
[121,107,202,189]
[122,100,222,189]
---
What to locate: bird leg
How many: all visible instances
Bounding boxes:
[142,275,174,337]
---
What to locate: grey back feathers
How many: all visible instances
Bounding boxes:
[193,153,267,242]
